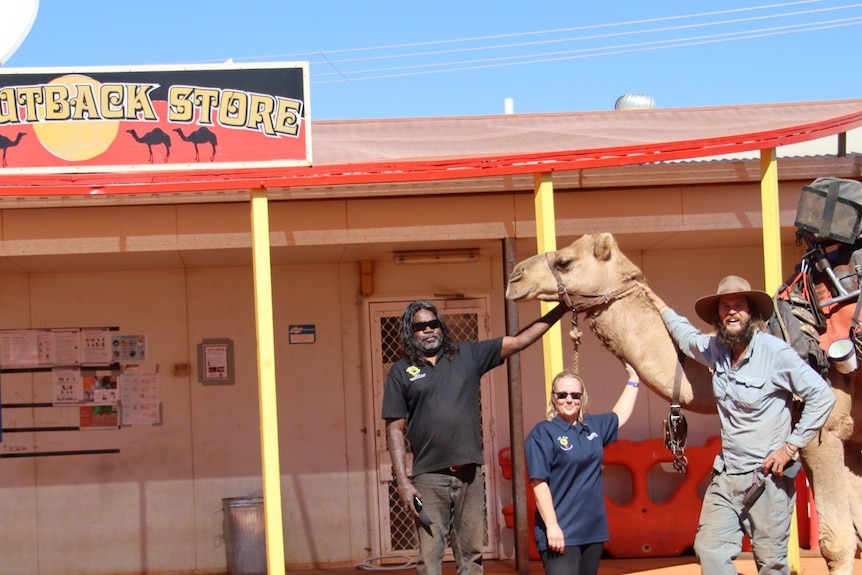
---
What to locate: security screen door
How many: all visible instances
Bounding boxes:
[369,298,500,562]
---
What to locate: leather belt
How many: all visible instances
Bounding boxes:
[438,463,477,474]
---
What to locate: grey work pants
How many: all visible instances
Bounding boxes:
[412,465,485,575]
[694,469,796,575]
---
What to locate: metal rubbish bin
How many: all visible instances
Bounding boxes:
[222,496,266,575]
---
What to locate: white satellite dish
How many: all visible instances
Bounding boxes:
[0,0,40,65]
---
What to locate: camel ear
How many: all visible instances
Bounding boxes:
[593,233,617,261]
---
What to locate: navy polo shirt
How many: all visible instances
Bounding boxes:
[381,338,504,476]
[525,412,619,551]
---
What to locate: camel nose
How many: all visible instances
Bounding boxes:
[508,265,524,284]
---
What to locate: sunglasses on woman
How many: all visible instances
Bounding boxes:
[554,391,583,400]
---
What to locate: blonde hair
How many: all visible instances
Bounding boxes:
[545,370,589,424]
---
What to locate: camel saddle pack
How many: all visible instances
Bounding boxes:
[768,177,862,376]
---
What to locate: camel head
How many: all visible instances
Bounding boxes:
[507,232,718,414]
[506,233,644,305]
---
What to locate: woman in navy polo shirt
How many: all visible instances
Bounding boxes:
[525,364,640,575]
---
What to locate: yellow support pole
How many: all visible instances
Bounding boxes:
[250,188,286,575]
[534,172,564,395]
[760,150,802,575]
[760,148,783,293]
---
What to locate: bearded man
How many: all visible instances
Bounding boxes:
[382,300,566,575]
[644,276,835,575]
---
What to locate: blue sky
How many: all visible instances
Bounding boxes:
[4,0,862,120]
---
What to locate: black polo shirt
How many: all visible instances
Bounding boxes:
[382,338,504,476]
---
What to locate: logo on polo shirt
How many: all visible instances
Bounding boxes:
[557,435,572,451]
[406,366,425,381]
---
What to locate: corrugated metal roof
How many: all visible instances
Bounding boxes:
[1,99,861,196]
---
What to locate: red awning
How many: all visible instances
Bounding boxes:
[2,99,861,196]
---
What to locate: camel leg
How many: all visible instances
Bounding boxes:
[846,442,862,555]
[804,378,857,575]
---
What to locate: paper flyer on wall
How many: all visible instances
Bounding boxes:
[81,328,113,365]
[52,367,83,404]
[120,372,161,425]
[51,328,82,366]
[80,405,120,430]
[111,334,147,363]
[0,330,39,368]
[81,373,119,405]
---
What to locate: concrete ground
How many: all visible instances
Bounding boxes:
[276,552,861,575]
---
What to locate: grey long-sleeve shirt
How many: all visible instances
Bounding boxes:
[662,308,835,474]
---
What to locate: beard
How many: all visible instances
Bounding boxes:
[418,334,442,355]
[717,318,756,348]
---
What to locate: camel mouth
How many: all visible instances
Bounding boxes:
[505,281,541,302]
[505,287,525,301]
[505,283,528,301]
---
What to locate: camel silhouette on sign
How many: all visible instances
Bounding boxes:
[173,127,218,162]
[126,128,171,163]
[0,132,26,167]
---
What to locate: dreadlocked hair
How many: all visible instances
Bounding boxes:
[400,301,459,365]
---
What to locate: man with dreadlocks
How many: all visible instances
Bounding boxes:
[644,275,834,575]
[382,300,567,575]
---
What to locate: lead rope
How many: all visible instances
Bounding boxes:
[569,313,582,374]
[545,252,582,373]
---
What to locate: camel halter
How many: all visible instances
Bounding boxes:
[544,251,689,472]
[544,251,640,374]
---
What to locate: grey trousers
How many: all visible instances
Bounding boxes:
[412,465,485,575]
[694,469,796,575]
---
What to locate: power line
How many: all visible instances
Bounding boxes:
[238,0,828,60]
[191,1,862,84]
[311,16,862,83]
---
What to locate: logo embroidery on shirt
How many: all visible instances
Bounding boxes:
[557,436,573,451]
[586,432,598,441]
[406,365,425,381]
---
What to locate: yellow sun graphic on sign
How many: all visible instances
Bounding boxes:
[33,74,120,162]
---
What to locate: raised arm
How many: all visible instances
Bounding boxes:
[640,281,669,314]
[613,362,640,428]
[501,303,568,360]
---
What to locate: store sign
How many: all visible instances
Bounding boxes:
[0,62,310,174]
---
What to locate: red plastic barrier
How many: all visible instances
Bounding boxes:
[602,436,721,558]
[499,447,540,560]
[499,438,819,560]
[795,469,820,551]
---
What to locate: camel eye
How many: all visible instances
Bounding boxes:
[555,257,573,271]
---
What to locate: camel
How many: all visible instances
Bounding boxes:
[173,127,217,162]
[0,131,26,167]
[126,128,171,163]
[505,232,862,575]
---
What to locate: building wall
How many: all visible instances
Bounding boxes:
[0,174,828,574]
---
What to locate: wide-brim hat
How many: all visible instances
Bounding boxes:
[694,275,774,324]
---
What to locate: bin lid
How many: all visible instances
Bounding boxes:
[222,496,264,507]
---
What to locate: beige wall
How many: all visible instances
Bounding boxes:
[0,174,826,574]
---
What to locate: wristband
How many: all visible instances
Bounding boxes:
[783,443,798,458]
[626,380,639,388]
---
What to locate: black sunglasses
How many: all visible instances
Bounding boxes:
[412,319,441,332]
[554,391,583,400]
